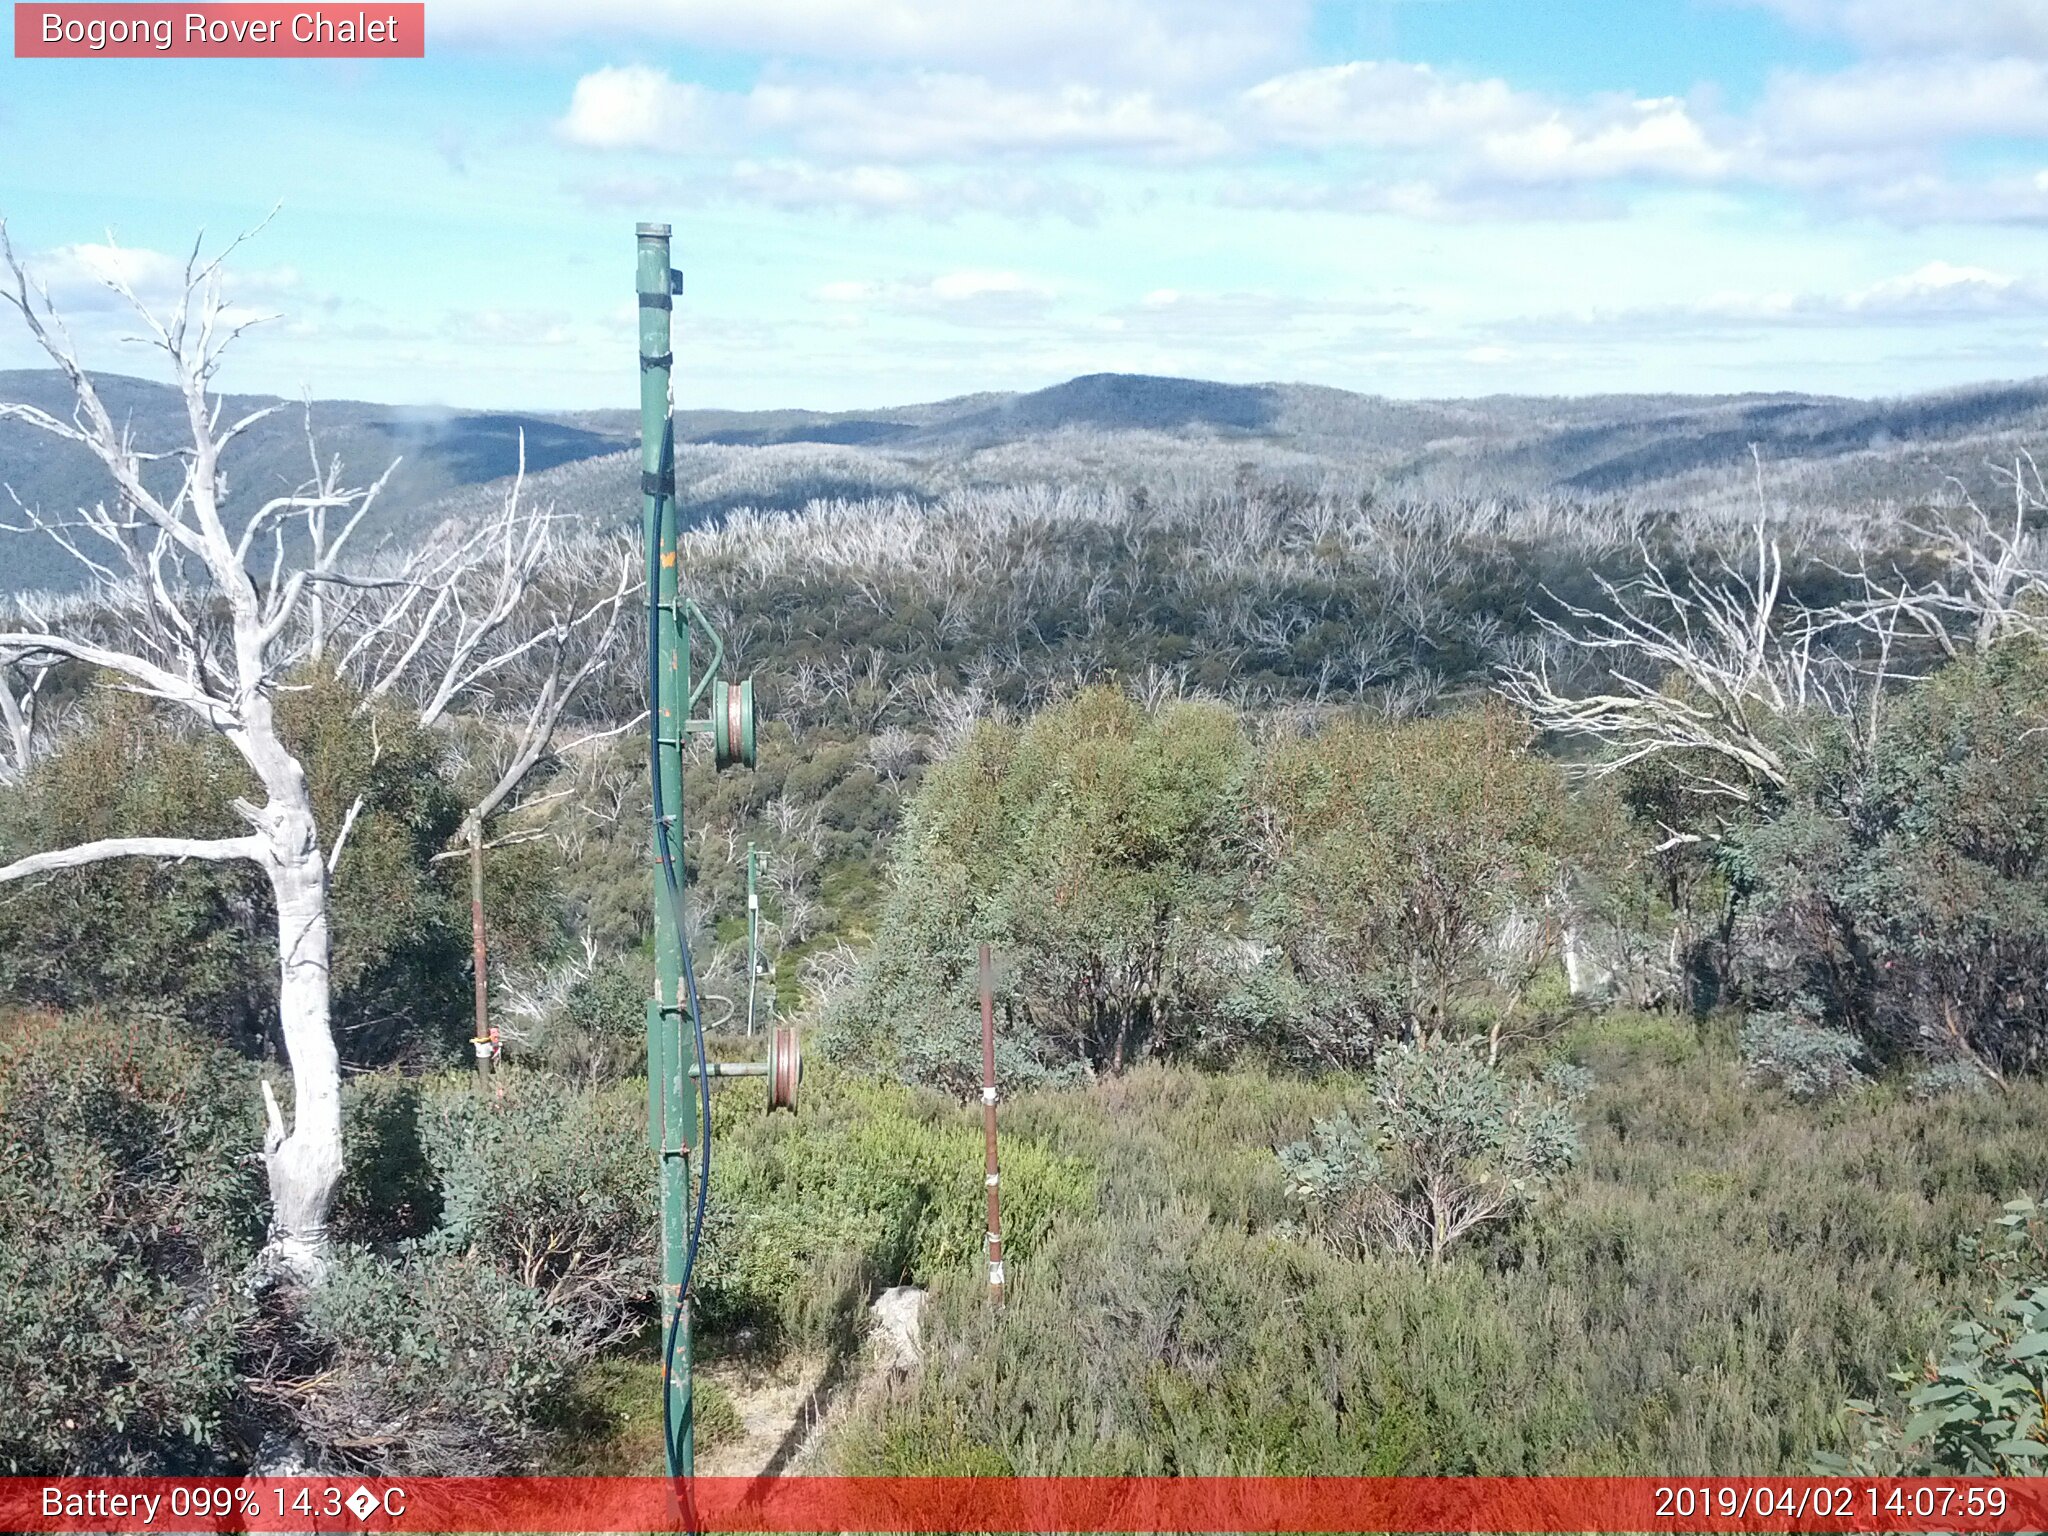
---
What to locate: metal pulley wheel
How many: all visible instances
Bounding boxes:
[767,1025,801,1113]
[712,677,757,769]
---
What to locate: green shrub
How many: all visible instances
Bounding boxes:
[1830,1196,2048,1474]
[536,954,648,1082]
[693,1377,745,1451]
[1730,640,2048,1075]
[332,1072,440,1244]
[0,700,267,1045]
[1907,1059,1992,1102]
[824,688,1252,1090]
[1740,1011,1867,1102]
[280,673,476,1064]
[415,1070,656,1351]
[1279,1039,1584,1265]
[0,1010,263,1473]
[832,1046,2048,1476]
[294,1247,577,1474]
[697,1065,1095,1345]
[1252,706,1566,1056]
[831,694,1573,1087]
[0,677,484,1066]
[1556,1009,1700,1073]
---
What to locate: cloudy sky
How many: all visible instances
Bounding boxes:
[6,0,2048,409]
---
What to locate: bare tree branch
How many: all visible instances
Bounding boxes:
[0,833,266,883]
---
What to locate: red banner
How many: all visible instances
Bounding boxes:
[2,1477,2045,1533]
[14,4,424,57]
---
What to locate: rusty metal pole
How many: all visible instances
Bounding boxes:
[468,814,494,1083]
[979,943,1005,1304]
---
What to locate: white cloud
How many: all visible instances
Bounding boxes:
[1770,164,2048,227]
[1104,289,1418,358]
[1761,57,2048,150]
[735,160,929,211]
[746,74,1225,161]
[1241,62,1731,184]
[48,242,183,293]
[1732,0,2048,59]
[560,66,1223,164]
[28,242,298,321]
[1241,61,1528,147]
[559,65,708,150]
[555,42,2048,235]
[1845,260,2031,317]
[927,270,1055,302]
[728,160,1103,219]
[1478,99,1733,182]
[1512,261,2048,339]
[435,0,1305,85]
[810,269,1058,322]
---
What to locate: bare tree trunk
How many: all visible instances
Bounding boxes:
[0,669,32,777]
[259,814,344,1283]
[468,813,493,1083]
[1562,925,1587,998]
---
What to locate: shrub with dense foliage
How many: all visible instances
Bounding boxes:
[1248,706,1566,1061]
[1739,1011,1867,1102]
[415,1071,657,1352]
[1279,1038,1584,1265]
[1832,1196,2048,1474]
[831,1027,2048,1476]
[0,676,553,1067]
[1726,640,2048,1076]
[0,1009,264,1474]
[825,688,1252,1090]
[697,1065,1095,1344]
[831,693,1574,1091]
[294,1247,578,1474]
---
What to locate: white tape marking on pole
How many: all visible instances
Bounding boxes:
[988,1261,1005,1284]
[985,1173,1000,1187]
[981,1086,998,1105]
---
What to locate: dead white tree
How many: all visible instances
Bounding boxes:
[1499,457,2046,835]
[0,225,641,1271]
[0,656,52,782]
[1831,457,2048,661]
[1497,518,1829,814]
[0,222,397,1281]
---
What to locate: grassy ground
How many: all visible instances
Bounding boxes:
[550,1009,2048,1476]
[807,1012,2048,1476]
[543,1329,743,1474]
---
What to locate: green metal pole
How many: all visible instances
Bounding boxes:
[638,220,694,1480]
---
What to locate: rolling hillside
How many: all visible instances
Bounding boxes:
[0,371,632,595]
[6,368,2046,594]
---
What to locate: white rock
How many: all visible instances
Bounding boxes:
[868,1284,926,1373]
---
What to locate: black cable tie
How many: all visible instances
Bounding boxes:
[639,351,674,372]
[638,291,672,310]
[642,470,675,498]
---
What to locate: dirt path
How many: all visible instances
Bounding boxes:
[695,1351,835,1476]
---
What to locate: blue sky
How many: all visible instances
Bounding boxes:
[6,0,2048,410]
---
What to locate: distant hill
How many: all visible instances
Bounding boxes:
[0,371,631,595]
[7,368,2048,594]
